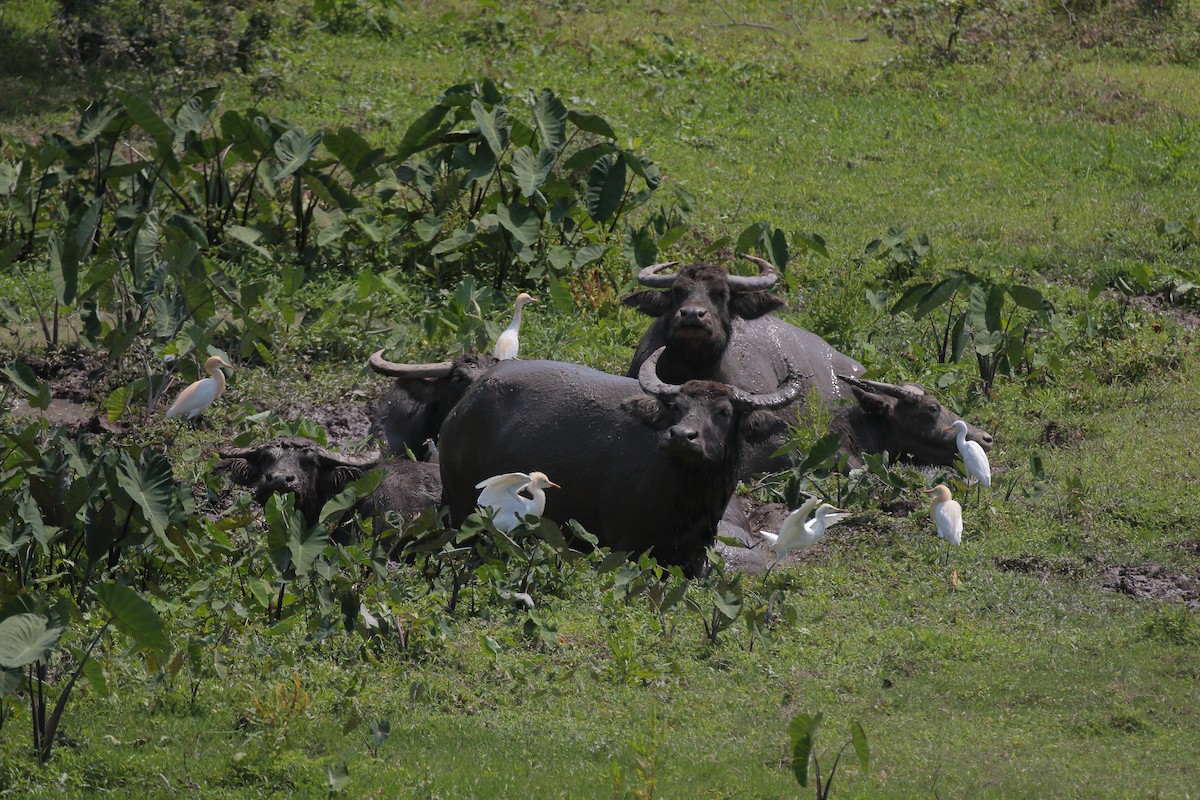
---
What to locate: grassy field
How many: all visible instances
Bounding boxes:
[2,1,1200,797]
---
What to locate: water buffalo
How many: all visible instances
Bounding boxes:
[623,255,992,470]
[367,350,496,458]
[832,375,993,467]
[214,436,441,533]
[438,348,803,576]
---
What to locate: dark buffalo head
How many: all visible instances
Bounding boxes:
[624,347,803,464]
[837,375,994,466]
[214,436,381,526]
[622,254,786,368]
[368,350,496,457]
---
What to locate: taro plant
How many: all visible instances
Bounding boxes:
[387,80,670,290]
[878,265,1061,392]
[790,712,870,799]
[0,423,182,764]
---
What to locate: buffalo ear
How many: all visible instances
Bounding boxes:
[621,395,673,428]
[739,409,786,444]
[729,291,785,321]
[214,457,257,486]
[851,386,895,417]
[622,290,674,318]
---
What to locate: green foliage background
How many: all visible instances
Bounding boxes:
[1,0,1199,796]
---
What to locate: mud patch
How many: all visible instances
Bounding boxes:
[1100,564,1200,609]
[8,397,117,435]
[994,554,1082,580]
[278,392,374,447]
[1038,420,1083,448]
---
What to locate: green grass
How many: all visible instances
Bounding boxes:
[3,0,1200,796]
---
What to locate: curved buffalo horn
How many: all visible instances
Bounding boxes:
[637,346,682,399]
[216,444,264,460]
[635,261,682,288]
[837,374,924,402]
[727,253,780,292]
[728,361,805,410]
[368,349,454,378]
[315,446,382,468]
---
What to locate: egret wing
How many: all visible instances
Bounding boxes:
[475,472,533,508]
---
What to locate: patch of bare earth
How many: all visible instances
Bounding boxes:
[1100,564,1200,609]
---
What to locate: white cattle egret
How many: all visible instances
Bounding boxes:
[922,484,963,567]
[945,419,991,502]
[492,292,536,361]
[759,497,851,568]
[423,437,440,464]
[475,470,559,533]
[166,356,234,422]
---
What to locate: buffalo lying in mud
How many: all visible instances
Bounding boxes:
[438,348,803,577]
[214,436,441,534]
[623,255,992,470]
[367,350,496,458]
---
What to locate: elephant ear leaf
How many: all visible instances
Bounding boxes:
[0,613,65,669]
[95,582,171,659]
[789,711,823,787]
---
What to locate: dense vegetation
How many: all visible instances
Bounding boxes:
[2,0,1199,796]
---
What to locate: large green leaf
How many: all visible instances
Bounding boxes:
[0,613,63,669]
[324,127,386,186]
[532,89,567,152]
[113,88,174,154]
[790,711,823,786]
[265,494,304,577]
[586,153,626,224]
[511,146,557,197]
[273,127,323,181]
[1,361,51,410]
[76,99,125,145]
[95,582,171,658]
[471,100,510,158]
[395,104,451,161]
[568,109,616,139]
[115,450,176,545]
[850,720,870,773]
[172,87,221,149]
[496,203,541,246]
[913,278,961,321]
[1008,283,1047,313]
[796,433,842,475]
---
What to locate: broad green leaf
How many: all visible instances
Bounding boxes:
[497,203,541,245]
[737,221,770,255]
[17,489,48,552]
[452,143,496,183]
[133,211,160,288]
[532,89,567,152]
[320,469,384,524]
[265,494,304,577]
[115,450,176,544]
[113,88,174,154]
[889,282,931,315]
[2,361,46,399]
[78,649,110,697]
[0,240,23,271]
[767,228,789,272]
[95,582,171,658]
[227,225,272,258]
[586,153,626,224]
[0,613,63,668]
[172,87,220,148]
[568,109,617,139]
[326,760,350,792]
[623,150,661,189]
[0,667,21,696]
[714,588,742,620]
[471,100,510,158]
[796,433,842,475]
[273,127,323,181]
[511,146,557,196]
[547,274,574,314]
[324,126,385,185]
[1008,284,1046,312]
[974,329,1004,356]
[287,522,329,578]
[573,242,607,269]
[623,225,657,270]
[395,104,451,161]
[850,720,870,772]
[790,712,823,786]
[76,99,124,144]
[913,278,960,321]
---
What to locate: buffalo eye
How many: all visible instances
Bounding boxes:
[709,288,729,304]
[717,405,732,419]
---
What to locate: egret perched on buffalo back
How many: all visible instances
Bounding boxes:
[492,292,537,361]
[475,471,559,533]
[921,484,962,569]
[166,355,234,423]
[758,497,851,569]
[945,418,991,502]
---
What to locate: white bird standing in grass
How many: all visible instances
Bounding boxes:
[166,355,234,423]
[945,418,991,502]
[492,292,536,361]
[475,471,559,533]
[922,484,963,572]
[759,497,851,568]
